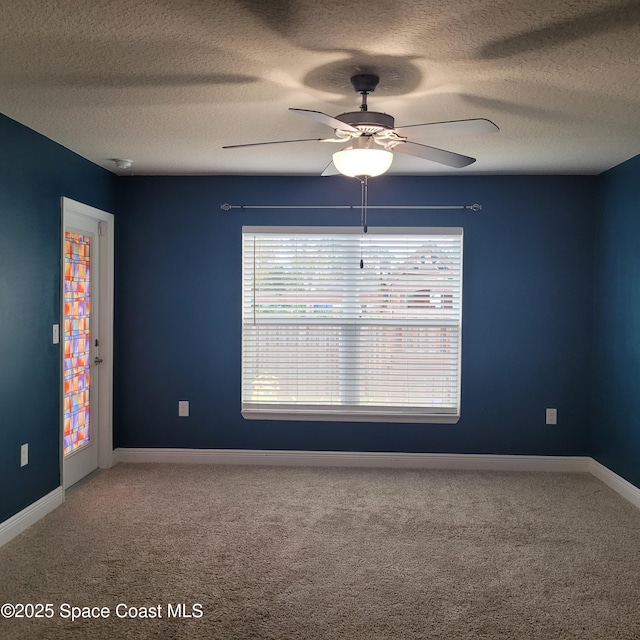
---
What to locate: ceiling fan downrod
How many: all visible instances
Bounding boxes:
[351,74,379,112]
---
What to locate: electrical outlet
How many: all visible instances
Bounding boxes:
[546,408,557,425]
[20,443,28,467]
[178,401,189,417]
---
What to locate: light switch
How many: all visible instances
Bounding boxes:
[21,443,28,467]
[52,324,60,344]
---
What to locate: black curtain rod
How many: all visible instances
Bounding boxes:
[220,203,482,211]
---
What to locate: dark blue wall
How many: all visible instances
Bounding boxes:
[3,104,638,527]
[114,174,597,456]
[592,154,640,488]
[0,114,115,523]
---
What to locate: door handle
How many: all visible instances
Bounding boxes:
[94,356,103,365]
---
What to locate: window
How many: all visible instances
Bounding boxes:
[241,226,463,423]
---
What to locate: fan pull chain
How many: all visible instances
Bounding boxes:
[360,176,368,268]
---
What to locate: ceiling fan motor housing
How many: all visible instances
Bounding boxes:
[335,111,395,134]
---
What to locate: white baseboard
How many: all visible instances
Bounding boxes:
[1,454,638,548]
[116,448,640,509]
[589,459,640,509]
[114,448,592,473]
[0,488,64,549]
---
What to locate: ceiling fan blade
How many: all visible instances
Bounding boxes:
[321,161,341,177]
[393,141,476,168]
[289,108,360,133]
[223,137,333,149]
[395,118,499,136]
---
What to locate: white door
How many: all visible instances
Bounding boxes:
[61,199,114,489]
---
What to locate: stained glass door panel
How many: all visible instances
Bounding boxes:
[62,201,104,490]
[63,231,92,455]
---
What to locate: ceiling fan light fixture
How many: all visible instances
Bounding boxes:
[224,75,497,173]
[332,137,393,178]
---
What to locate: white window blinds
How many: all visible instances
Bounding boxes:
[241,227,463,423]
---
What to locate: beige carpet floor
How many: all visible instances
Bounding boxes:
[1,463,639,639]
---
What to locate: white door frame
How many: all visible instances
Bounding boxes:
[60,197,115,484]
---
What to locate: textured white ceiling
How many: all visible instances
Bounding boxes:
[1,0,639,176]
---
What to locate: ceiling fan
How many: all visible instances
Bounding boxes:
[223,74,499,177]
